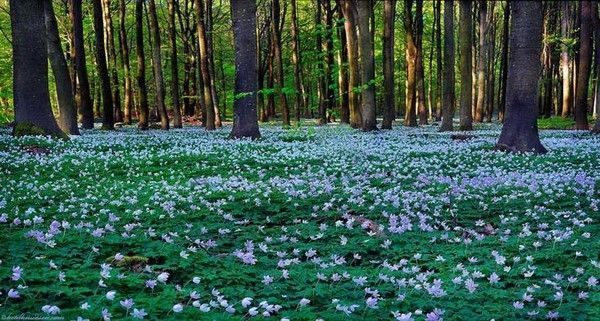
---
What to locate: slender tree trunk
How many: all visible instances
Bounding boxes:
[592,1,600,130]
[93,0,114,130]
[324,0,336,123]
[44,0,79,135]
[439,0,455,131]
[336,1,350,124]
[71,0,94,128]
[561,1,572,118]
[484,2,495,122]
[205,0,222,127]
[382,0,396,129]
[101,0,123,123]
[316,0,327,124]
[415,0,427,125]
[574,0,592,130]
[403,0,418,127]
[195,0,215,130]
[458,0,473,130]
[168,0,183,128]
[498,1,509,122]
[474,0,487,123]
[271,0,290,126]
[147,0,170,129]
[135,0,149,129]
[290,0,303,123]
[119,0,134,124]
[341,0,362,128]
[356,0,377,131]
[435,0,442,120]
[230,0,260,139]
[496,1,546,153]
[11,0,64,137]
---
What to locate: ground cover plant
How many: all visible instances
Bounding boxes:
[0,124,599,320]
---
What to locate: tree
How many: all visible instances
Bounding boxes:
[415,0,427,125]
[44,0,79,135]
[341,0,362,128]
[496,1,546,154]
[93,0,114,130]
[290,0,303,123]
[10,0,64,137]
[272,0,290,126]
[439,0,454,131]
[229,0,261,139]
[574,1,592,130]
[403,0,418,127]
[135,0,149,129]
[498,1,509,121]
[381,0,396,129]
[101,0,123,123]
[148,0,170,130]
[474,0,488,123]
[458,0,473,130]
[119,0,134,124]
[336,0,350,124]
[356,0,377,131]
[168,0,183,128]
[195,0,215,130]
[70,0,94,129]
[560,1,572,118]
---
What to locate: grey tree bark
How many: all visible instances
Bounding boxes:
[439,0,455,131]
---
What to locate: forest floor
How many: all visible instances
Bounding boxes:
[0,124,599,321]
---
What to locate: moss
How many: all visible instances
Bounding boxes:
[107,255,149,268]
[12,122,69,139]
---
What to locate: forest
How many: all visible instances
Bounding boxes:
[0,0,599,320]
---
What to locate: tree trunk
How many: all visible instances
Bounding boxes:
[355,0,377,131]
[415,0,427,125]
[484,2,495,122]
[323,0,336,123]
[592,1,600,130]
[336,1,350,124]
[474,0,487,123]
[205,0,222,127]
[498,1,509,122]
[574,0,591,130]
[271,0,290,126]
[11,0,64,137]
[101,0,123,123]
[147,0,170,130]
[496,1,546,154]
[195,0,215,130]
[290,0,303,123]
[93,0,114,130]
[70,0,94,129]
[341,0,362,128]
[435,0,442,121]
[560,1,572,118]
[44,0,79,135]
[168,0,183,128]
[119,0,134,124]
[316,0,327,124]
[230,0,261,139]
[382,0,396,129]
[458,0,473,130]
[403,0,418,127]
[135,0,149,129]
[439,0,455,131]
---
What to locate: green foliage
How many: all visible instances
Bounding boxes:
[537,116,596,130]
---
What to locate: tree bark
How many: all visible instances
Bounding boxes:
[290,0,303,123]
[44,0,79,135]
[336,1,350,124]
[496,1,546,154]
[71,0,94,129]
[415,0,427,125]
[135,0,149,129]
[498,1,509,122]
[93,0,114,130]
[574,0,592,130]
[560,1,572,118]
[474,0,487,123]
[10,0,64,137]
[355,0,377,131]
[435,0,442,121]
[382,0,396,129]
[119,0,134,124]
[341,0,362,128]
[403,0,418,127]
[439,0,455,131]
[323,0,336,123]
[147,0,170,130]
[458,0,473,130]
[229,0,261,139]
[272,0,290,126]
[195,0,215,130]
[101,0,123,123]
[205,0,222,127]
[168,0,183,128]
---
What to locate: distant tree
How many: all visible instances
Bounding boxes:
[44,0,79,135]
[229,0,261,139]
[119,0,134,124]
[195,0,215,130]
[290,0,303,123]
[496,1,546,153]
[335,0,350,124]
[403,0,418,127]
[560,1,572,118]
[341,0,362,128]
[381,0,396,129]
[415,0,427,125]
[70,0,94,129]
[498,1,509,121]
[272,0,290,126]
[101,0,123,123]
[356,0,377,131]
[93,0,114,130]
[10,0,64,137]
[574,0,592,130]
[135,0,149,129]
[148,0,170,130]
[458,0,473,131]
[474,0,488,123]
[439,0,455,131]
[168,0,183,128]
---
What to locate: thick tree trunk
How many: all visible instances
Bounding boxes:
[119,0,134,124]
[71,0,94,129]
[11,0,64,137]
[439,0,455,131]
[356,0,377,131]
[147,0,170,130]
[44,0,79,135]
[168,0,183,128]
[290,0,303,123]
[93,0,114,130]
[382,0,396,129]
[341,0,362,128]
[574,1,591,130]
[560,1,572,118]
[458,0,473,130]
[195,0,215,130]
[229,0,261,139]
[496,1,546,154]
[403,0,418,127]
[415,0,427,125]
[135,0,149,129]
